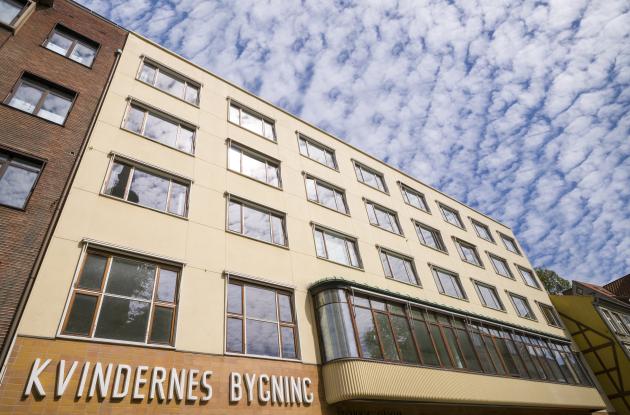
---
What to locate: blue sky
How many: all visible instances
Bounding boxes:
[79,0,629,285]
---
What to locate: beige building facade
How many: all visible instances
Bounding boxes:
[0,32,606,414]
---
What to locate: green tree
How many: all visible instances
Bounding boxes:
[535,268,571,294]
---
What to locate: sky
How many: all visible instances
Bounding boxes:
[77,0,630,285]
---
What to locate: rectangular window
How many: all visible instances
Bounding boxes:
[138,60,200,105]
[226,279,299,359]
[0,0,27,26]
[0,150,42,209]
[439,203,464,228]
[228,141,281,188]
[305,175,348,214]
[103,158,189,217]
[454,239,483,267]
[473,281,505,311]
[432,267,467,300]
[123,102,195,154]
[471,219,494,242]
[353,161,387,193]
[378,248,419,286]
[5,73,75,125]
[539,303,562,327]
[500,233,521,255]
[298,134,337,169]
[44,25,99,67]
[228,102,276,141]
[400,183,429,212]
[488,253,514,279]
[517,266,540,289]
[414,221,447,252]
[509,293,536,320]
[365,200,402,235]
[227,196,287,246]
[313,225,361,268]
[62,250,179,345]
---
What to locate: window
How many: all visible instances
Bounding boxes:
[226,279,298,359]
[44,25,98,67]
[517,266,540,289]
[509,293,536,320]
[353,161,387,193]
[313,225,361,268]
[0,0,27,27]
[454,239,483,267]
[400,183,429,212]
[538,303,562,327]
[228,141,281,188]
[298,134,337,169]
[365,200,402,235]
[314,289,358,361]
[473,281,505,311]
[471,219,494,242]
[378,248,419,286]
[5,74,75,125]
[414,221,447,252]
[62,250,179,345]
[138,60,200,105]
[439,203,464,228]
[488,253,514,279]
[227,197,287,246]
[0,150,42,209]
[601,309,630,336]
[432,267,466,300]
[229,102,275,141]
[103,158,189,217]
[500,233,521,255]
[305,175,348,214]
[123,102,195,154]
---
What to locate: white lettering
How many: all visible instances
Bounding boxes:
[229,372,242,402]
[75,361,90,398]
[302,377,313,404]
[186,369,199,402]
[258,374,270,403]
[271,375,283,404]
[290,376,302,404]
[111,364,131,399]
[132,366,148,400]
[88,362,113,399]
[55,360,78,398]
[244,373,256,403]
[24,358,51,397]
[149,367,166,401]
[200,370,212,401]
[168,368,185,401]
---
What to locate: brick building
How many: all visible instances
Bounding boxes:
[0,0,127,370]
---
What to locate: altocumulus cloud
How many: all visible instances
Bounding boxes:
[78,0,630,285]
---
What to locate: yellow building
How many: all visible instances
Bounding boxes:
[552,280,630,414]
[0,31,606,414]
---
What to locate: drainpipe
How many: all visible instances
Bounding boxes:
[0,38,128,382]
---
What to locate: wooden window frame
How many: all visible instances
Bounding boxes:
[226,194,289,248]
[437,202,465,230]
[136,56,201,106]
[0,148,45,210]
[311,223,363,269]
[413,220,447,253]
[228,99,277,142]
[398,181,430,213]
[303,172,349,215]
[352,159,388,194]
[297,132,338,170]
[377,246,421,287]
[227,139,282,189]
[364,199,403,236]
[42,23,100,68]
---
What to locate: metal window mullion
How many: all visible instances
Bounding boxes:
[242,284,247,354]
[313,179,321,203]
[145,266,160,343]
[153,67,160,86]
[165,180,173,214]
[123,166,134,200]
[267,210,273,242]
[275,290,282,357]
[140,109,149,136]
[175,124,182,149]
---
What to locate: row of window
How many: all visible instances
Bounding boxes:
[600,307,630,338]
[60,248,584,390]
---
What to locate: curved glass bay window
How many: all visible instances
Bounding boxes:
[312,283,592,386]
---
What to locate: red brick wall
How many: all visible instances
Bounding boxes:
[0,0,127,358]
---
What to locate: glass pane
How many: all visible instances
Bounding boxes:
[38,92,72,124]
[149,306,173,344]
[227,146,241,171]
[240,109,262,135]
[325,151,336,168]
[245,285,277,321]
[263,120,275,140]
[308,142,327,164]
[470,332,496,373]
[9,82,43,113]
[155,70,185,98]
[437,271,463,298]
[94,296,150,342]
[495,337,519,375]
[380,252,392,277]
[354,307,382,359]
[429,325,452,368]
[456,330,481,371]
[124,106,145,134]
[314,230,326,257]
[129,169,170,211]
[70,42,96,66]
[334,191,346,213]
[483,337,506,375]
[374,313,399,361]
[46,31,73,55]
[184,85,199,104]
[0,0,22,25]
[317,183,336,210]
[105,257,156,300]
[391,315,419,364]
[144,113,178,147]
[228,104,240,123]
[388,254,412,284]
[443,328,465,369]
[298,138,308,155]
[0,163,38,208]
[243,205,271,242]
[418,226,439,249]
[241,152,267,182]
[366,203,378,225]
[281,326,297,359]
[104,162,131,199]
[411,320,440,366]
[375,208,393,231]
[228,201,241,233]
[227,283,242,314]
[138,63,157,84]
[278,294,293,322]
[226,317,243,353]
[347,241,360,267]
[319,302,358,361]
[492,257,510,277]
[305,178,317,201]
[176,127,195,153]
[246,319,279,357]
[64,294,97,335]
[324,233,349,265]
[77,254,107,290]
[266,164,280,187]
[168,182,188,216]
[156,268,177,302]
